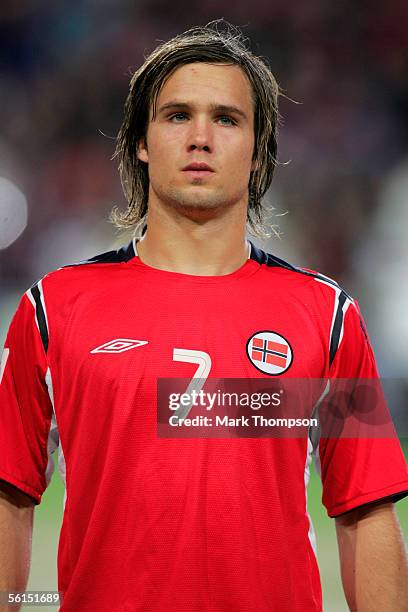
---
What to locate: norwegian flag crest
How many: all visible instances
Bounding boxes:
[246,331,293,375]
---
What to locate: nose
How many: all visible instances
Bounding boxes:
[187,118,212,153]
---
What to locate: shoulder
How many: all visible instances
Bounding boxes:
[250,242,361,365]
[65,240,136,267]
[24,241,136,333]
[30,240,136,290]
[250,241,353,303]
[54,239,136,274]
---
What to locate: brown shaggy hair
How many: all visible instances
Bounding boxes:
[112,20,281,237]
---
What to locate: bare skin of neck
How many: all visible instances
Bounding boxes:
[136,190,250,276]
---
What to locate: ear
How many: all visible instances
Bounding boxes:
[137,138,149,163]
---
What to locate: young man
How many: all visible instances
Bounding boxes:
[1,22,407,612]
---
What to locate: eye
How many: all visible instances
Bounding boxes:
[169,112,188,122]
[217,116,237,126]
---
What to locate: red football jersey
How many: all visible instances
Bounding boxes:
[1,240,407,611]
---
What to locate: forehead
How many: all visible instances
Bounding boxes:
[155,62,254,110]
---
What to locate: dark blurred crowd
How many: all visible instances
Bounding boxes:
[0,0,407,293]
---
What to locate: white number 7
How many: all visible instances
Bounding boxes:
[172,348,212,421]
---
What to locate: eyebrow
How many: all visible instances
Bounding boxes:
[156,101,248,121]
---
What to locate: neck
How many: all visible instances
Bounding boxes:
[135,195,250,276]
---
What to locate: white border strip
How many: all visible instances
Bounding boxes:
[0,348,10,385]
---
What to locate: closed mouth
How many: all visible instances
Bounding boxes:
[183,163,214,172]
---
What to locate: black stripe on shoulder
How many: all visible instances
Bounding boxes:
[250,242,298,271]
[65,241,136,267]
[86,241,135,264]
[249,242,351,296]
[249,241,314,275]
[329,290,348,365]
[30,284,49,354]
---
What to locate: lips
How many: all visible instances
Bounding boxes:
[183,162,214,172]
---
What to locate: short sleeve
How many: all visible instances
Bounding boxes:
[0,292,56,504]
[317,299,408,517]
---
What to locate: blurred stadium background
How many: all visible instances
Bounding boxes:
[0,1,407,610]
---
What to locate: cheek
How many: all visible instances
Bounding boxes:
[223,140,254,177]
[141,124,183,188]
[147,129,183,165]
[219,130,253,158]
[146,136,179,186]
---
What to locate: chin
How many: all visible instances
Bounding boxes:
[166,187,226,210]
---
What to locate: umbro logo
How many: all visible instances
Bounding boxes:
[90,339,148,354]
